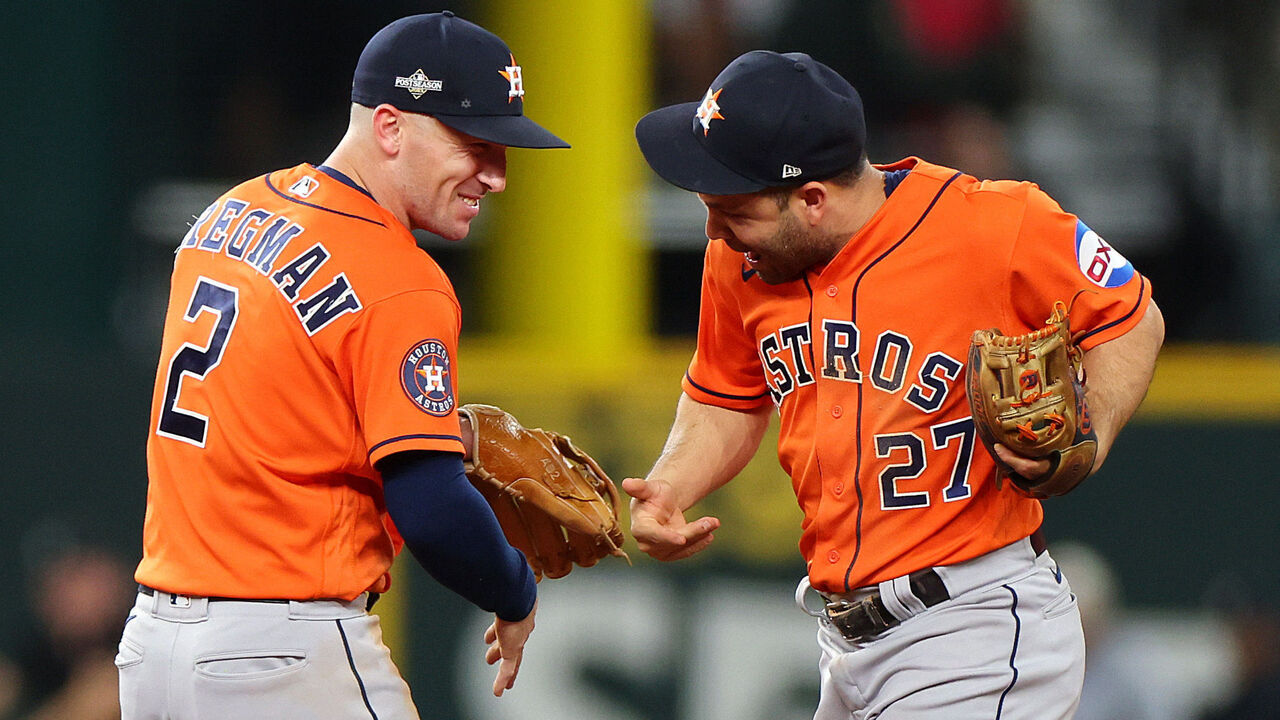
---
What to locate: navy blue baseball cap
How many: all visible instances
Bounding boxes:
[636,51,865,194]
[352,11,569,149]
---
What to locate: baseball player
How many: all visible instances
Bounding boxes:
[627,51,1165,719]
[117,13,568,719]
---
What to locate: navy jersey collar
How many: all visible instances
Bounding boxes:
[883,168,911,197]
[316,164,376,201]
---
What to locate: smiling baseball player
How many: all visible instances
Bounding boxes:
[627,50,1165,719]
[117,13,570,719]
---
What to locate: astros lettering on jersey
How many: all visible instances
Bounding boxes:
[136,164,466,601]
[684,158,1151,594]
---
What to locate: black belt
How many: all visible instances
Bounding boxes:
[138,585,380,611]
[824,529,1047,642]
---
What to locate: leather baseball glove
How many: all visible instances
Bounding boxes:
[459,404,628,580]
[966,301,1098,498]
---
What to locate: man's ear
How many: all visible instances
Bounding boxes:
[371,104,403,156]
[795,181,829,226]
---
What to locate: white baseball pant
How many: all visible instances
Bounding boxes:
[116,588,419,719]
[798,536,1085,719]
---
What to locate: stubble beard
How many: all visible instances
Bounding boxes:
[755,211,844,285]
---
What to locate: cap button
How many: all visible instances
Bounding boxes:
[793,62,807,72]
[442,10,455,17]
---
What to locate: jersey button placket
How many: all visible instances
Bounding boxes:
[812,274,851,576]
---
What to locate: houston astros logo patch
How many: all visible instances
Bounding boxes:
[401,339,454,416]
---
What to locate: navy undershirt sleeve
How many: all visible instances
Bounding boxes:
[378,450,536,621]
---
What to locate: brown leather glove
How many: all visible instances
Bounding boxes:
[966,302,1098,498]
[459,404,629,580]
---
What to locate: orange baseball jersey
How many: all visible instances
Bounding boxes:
[135,163,466,601]
[684,157,1153,594]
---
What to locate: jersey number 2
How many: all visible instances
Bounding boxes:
[156,277,239,447]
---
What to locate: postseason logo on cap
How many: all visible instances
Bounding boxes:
[394,69,444,99]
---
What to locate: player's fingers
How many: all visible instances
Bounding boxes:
[629,514,689,549]
[620,476,652,499]
[492,652,523,697]
[631,515,719,556]
[664,517,718,557]
[485,640,501,665]
[678,515,719,542]
[993,444,1051,479]
[658,531,716,561]
[641,517,719,560]
[484,622,498,645]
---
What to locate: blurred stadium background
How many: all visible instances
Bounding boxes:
[1,1,1277,718]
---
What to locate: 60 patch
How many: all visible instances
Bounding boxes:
[401,339,454,416]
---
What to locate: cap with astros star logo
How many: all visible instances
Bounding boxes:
[635,50,864,194]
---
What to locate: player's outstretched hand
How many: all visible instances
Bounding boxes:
[622,477,720,562]
[484,600,537,697]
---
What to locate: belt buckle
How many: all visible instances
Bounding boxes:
[825,594,896,642]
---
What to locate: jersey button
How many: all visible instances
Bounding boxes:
[831,405,843,418]
[826,285,838,297]
[827,549,841,563]
[833,481,845,495]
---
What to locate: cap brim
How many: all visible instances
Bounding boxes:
[635,102,766,195]
[436,114,569,149]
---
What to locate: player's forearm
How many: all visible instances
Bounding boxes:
[1082,300,1166,470]
[647,393,772,510]
[380,450,536,620]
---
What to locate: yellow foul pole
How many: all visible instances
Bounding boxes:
[481,0,653,374]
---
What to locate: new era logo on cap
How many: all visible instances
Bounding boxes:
[782,164,801,179]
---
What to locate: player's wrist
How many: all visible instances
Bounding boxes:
[459,412,474,461]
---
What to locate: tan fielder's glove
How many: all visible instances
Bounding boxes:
[965,301,1098,498]
[459,404,629,580]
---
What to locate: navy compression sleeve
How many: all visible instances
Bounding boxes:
[379,450,536,621]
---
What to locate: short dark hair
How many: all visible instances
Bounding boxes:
[760,160,864,209]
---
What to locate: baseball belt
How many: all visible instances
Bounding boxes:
[823,529,1047,642]
[138,585,381,611]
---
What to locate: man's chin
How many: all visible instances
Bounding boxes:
[433,222,471,242]
[756,267,801,285]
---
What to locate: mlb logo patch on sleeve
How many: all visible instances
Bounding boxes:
[401,339,455,416]
[1074,220,1134,288]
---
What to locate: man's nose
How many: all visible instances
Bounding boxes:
[705,213,728,241]
[480,151,508,193]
